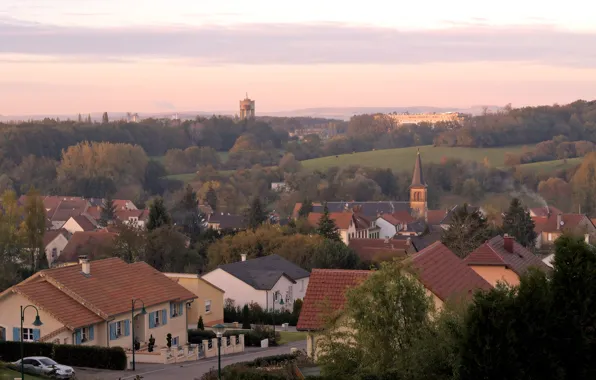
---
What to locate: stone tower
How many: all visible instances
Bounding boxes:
[409,149,427,218]
[239,93,255,120]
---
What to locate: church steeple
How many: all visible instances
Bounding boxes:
[409,149,427,218]
[410,149,426,188]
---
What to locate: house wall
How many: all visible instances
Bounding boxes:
[166,275,224,327]
[0,292,65,342]
[45,235,69,267]
[202,269,267,309]
[469,265,520,287]
[267,276,301,312]
[375,218,397,239]
[62,218,84,234]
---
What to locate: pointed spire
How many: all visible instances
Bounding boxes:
[410,149,426,187]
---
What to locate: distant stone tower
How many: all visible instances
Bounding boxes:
[409,149,428,218]
[239,93,255,120]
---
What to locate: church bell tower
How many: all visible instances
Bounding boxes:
[409,149,427,218]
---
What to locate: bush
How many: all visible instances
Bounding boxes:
[0,341,53,362]
[53,344,127,370]
[0,342,126,370]
[224,299,300,326]
[197,316,205,331]
[188,329,216,344]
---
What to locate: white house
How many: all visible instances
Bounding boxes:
[202,254,310,311]
[43,230,69,267]
[307,211,380,245]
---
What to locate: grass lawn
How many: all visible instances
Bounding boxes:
[301,145,529,172]
[516,157,583,173]
[0,368,45,379]
[277,331,307,345]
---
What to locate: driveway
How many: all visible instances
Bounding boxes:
[76,341,306,380]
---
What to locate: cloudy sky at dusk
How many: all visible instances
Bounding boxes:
[1,0,595,115]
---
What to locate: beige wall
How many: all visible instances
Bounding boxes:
[167,275,224,327]
[469,265,520,287]
[46,234,69,267]
[0,292,65,342]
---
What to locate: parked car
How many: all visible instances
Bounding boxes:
[13,356,75,379]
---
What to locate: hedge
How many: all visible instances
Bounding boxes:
[188,327,278,347]
[200,353,299,380]
[0,341,127,370]
[0,341,53,362]
[53,344,127,370]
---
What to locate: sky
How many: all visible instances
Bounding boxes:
[1,0,595,115]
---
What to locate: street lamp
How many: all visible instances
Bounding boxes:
[131,298,147,371]
[213,323,226,380]
[20,305,43,380]
[272,291,284,336]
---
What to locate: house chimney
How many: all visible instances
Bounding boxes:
[79,255,90,275]
[241,254,247,262]
[557,213,562,230]
[503,234,514,253]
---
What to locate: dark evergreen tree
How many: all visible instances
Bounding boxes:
[441,203,491,258]
[244,197,267,230]
[173,184,204,243]
[197,316,205,331]
[99,194,116,227]
[102,112,109,124]
[147,197,171,230]
[205,184,218,212]
[298,198,313,218]
[502,198,537,248]
[317,203,341,242]
[242,305,251,329]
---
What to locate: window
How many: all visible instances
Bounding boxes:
[152,312,161,327]
[300,280,304,292]
[205,300,212,313]
[172,336,179,347]
[115,321,123,337]
[81,327,88,342]
[110,320,129,339]
[171,302,184,318]
[548,233,553,241]
[51,248,57,259]
[22,328,34,342]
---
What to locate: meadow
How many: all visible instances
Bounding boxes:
[516,157,582,173]
[300,145,529,172]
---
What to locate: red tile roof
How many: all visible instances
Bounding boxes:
[71,214,97,231]
[115,209,148,221]
[307,212,354,230]
[348,238,409,263]
[58,231,117,263]
[409,242,492,302]
[380,210,415,226]
[7,258,197,329]
[530,206,562,217]
[426,209,449,225]
[532,212,590,233]
[297,269,371,331]
[43,229,68,247]
[465,236,551,276]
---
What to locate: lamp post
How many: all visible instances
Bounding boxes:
[213,324,225,380]
[20,305,43,380]
[272,291,284,336]
[131,298,147,371]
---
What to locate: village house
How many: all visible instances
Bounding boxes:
[530,206,596,249]
[297,241,492,360]
[207,213,245,231]
[202,254,310,311]
[115,209,150,228]
[54,230,117,266]
[62,214,98,234]
[307,211,380,245]
[348,238,415,265]
[374,211,415,239]
[464,235,551,286]
[0,257,196,350]
[163,273,225,328]
[43,230,69,267]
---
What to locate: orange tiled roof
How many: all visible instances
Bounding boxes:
[58,231,117,263]
[348,238,409,263]
[426,210,448,225]
[465,236,551,276]
[409,242,492,302]
[71,214,97,231]
[43,229,68,247]
[532,213,589,233]
[307,212,354,230]
[297,269,371,331]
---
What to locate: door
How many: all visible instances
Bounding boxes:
[0,326,5,341]
[134,313,146,344]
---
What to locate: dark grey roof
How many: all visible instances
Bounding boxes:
[410,150,426,188]
[405,220,426,234]
[395,226,442,252]
[208,213,245,229]
[311,202,410,218]
[217,254,310,290]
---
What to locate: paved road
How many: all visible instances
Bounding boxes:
[76,341,306,380]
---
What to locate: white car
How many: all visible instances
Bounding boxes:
[13,356,75,379]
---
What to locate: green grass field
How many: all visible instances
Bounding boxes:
[300,145,529,172]
[0,368,45,380]
[277,331,307,345]
[516,157,582,173]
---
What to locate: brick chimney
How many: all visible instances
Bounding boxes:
[557,213,562,230]
[79,255,90,275]
[503,234,514,253]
